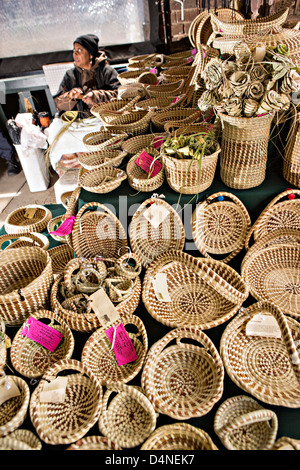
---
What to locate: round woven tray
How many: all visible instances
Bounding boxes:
[82,131,127,151]
[4,205,52,235]
[126,148,164,192]
[0,429,42,450]
[0,232,49,251]
[98,383,157,448]
[192,191,251,263]
[0,246,53,326]
[142,250,248,329]
[121,132,166,155]
[81,313,148,385]
[0,375,30,438]
[47,243,74,275]
[30,359,103,445]
[66,435,122,450]
[10,309,75,379]
[220,301,300,407]
[214,395,278,450]
[141,326,224,420]
[78,166,127,194]
[129,197,185,268]
[78,149,127,171]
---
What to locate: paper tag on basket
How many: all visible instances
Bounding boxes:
[152,136,165,149]
[135,151,162,177]
[49,215,76,236]
[105,322,138,366]
[172,96,179,104]
[246,314,281,339]
[153,273,171,302]
[89,288,121,326]
[21,317,64,352]
[0,376,21,406]
[24,206,37,219]
[39,376,68,403]
[143,203,170,229]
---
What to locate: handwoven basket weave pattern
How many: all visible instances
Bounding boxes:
[82,131,127,151]
[66,435,122,450]
[4,205,52,235]
[78,166,127,194]
[78,149,127,171]
[0,375,30,438]
[0,232,49,251]
[126,148,164,192]
[0,429,42,450]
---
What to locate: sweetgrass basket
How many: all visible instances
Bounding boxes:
[4,205,52,235]
[81,313,148,385]
[142,250,248,329]
[47,243,74,275]
[101,109,148,127]
[91,96,141,119]
[0,232,49,251]
[117,70,145,85]
[78,167,127,194]
[0,246,53,326]
[0,375,30,438]
[141,326,224,420]
[98,383,157,448]
[82,131,127,151]
[47,215,69,244]
[0,429,42,450]
[151,107,202,131]
[78,149,127,171]
[66,435,122,450]
[272,437,300,450]
[121,132,166,155]
[283,108,300,188]
[135,95,186,111]
[220,301,300,407]
[214,395,278,450]
[60,186,81,221]
[29,359,103,445]
[146,79,185,98]
[126,148,165,192]
[99,109,155,137]
[192,191,251,263]
[10,309,75,379]
[141,423,218,450]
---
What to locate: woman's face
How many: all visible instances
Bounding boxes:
[73,42,92,69]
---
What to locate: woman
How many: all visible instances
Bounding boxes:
[54,34,121,116]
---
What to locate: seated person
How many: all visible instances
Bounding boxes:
[54,34,121,117]
[0,128,21,176]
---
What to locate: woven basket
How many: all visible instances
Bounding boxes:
[283,107,300,188]
[214,395,278,450]
[141,326,224,420]
[61,186,81,221]
[151,108,202,131]
[82,131,127,151]
[163,50,194,63]
[218,112,274,189]
[66,435,122,450]
[81,313,148,385]
[118,70,145,85]
[162,143,221,194]
[141,423,218,450]
[47,243,74,275]
[0,429,42,450]
[101,109,148,127]
[47,215,69,244]
[272,437,300,450]
[115,251,142,279]
[0,232,49,251]
[121,132,166,155]
[126,148,165,192]
[192,191,251,263]
[0,375,30,438]
[0,246,53,326]
[129,197,185,269]
[78,166,127,194]
[91,96,141,119]
[220,301,300,407]
[146,79,185,98]
[99,109,154,137]
[71,202,129,260]
[98,383,157,448]
[29,359,103,445]
[135,95,186,111]
[4,205,52,235]
[142,250,248,329]
[78,149,127,171]
[10,310,75,379]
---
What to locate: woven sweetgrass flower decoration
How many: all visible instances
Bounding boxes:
[202,58,224,90]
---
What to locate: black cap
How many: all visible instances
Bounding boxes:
[74,34,99,58]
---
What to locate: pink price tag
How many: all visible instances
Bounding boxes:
[153,137,165,149]
[105,323,138,366]
[135,151,162,177]
[187,57,193,63]
[21,317,64,352]
[191,48,197,55]
[172,96,179,104]
[149,67,156,74]
[49,216,75,236]
[203,50,206,58]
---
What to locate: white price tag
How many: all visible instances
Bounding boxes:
[39,376,68,403]
[246,314,281,339]
[143,203,170,229]
[24,206,37,219]
[89,288,121,326]
[0,377,21,406]
[153,273,171,302]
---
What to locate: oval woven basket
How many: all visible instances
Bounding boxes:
[146,79,185,98]
[29,359,103,445]
[99,109,154,137]
[141,423,218,450]
[4,205,52,235]
[117,69,145,85]
[0,232,49,251]
[129,197,185,269]
[60,186,81,221]
[100,109,148,127]
[0,246,53,326]
[142,250,248,329]
[214,395,278,450]
[10,310,75,379]
[47,215,69,244]
[98,383,157,448]
[82,131,127,152]
[192,191,251,263]
[81,313,148,385]
[47,243,74,275]
[0,375,30,438]
[78,149,127,171]
[78,166,127,194]
[126,148,165,192]
[66,435,122,450]
[135,95,185,111]
[220,301,300,407]
[91,96,141,119]
[151,107,202,131]
[141,326,224,420]
[0,429,42,450]
[71,202,129,260]
[121,132,166,155]
[272,436,300,450]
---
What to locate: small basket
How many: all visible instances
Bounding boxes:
[66,435,122,450]
[141,326,224,420]
[214,395,278,450]
[61,186,81,221]
[98,383,157,448]
[0,429,42,450]
[99,109,155,137]
[0,246,53,326]
[78,149,127,171]
[129,197,185,269]
[0,232,49,251]
[146,79,185,98]
[47,215,69,244]
[151,107,202,131]
[220,301,300,407]
[10,310,75,379]
[91,96,141,119]
[142,250,249,329]
[78,167,127,194]
[141,423,218,450]
[81,313,148,385]
[82,131,127,152]
[272,437,300,450]
[29,359,103,445]
[118,70,145,85]
[126,149,165,192]
[101,109,148,127]
[192,191,251,263]
[0,375,30,438]
[47,243,74,275]
[135,95,186,111]
[121,132,166,155]
[4,205,52,235]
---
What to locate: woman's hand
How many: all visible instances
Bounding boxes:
[82,91,96,106]
[68,88,84,100]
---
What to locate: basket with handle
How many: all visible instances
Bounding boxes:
[82,131,127,151]
[47,243,74,275]
[141,326,224,420]
[78,149,127,171]
[126,147,164,192]
[91,96,141,120]
[0,232,49,251]
[4,205,52,235]
[99,109,155,137]
[29,359,103,445]
[0,375,30,438]
[135,95,186,111]
[146,79,185,98]
[142,250,249,330]
[0,429,42,450]
[214,395,278,450]
[100,109,148,127]
[272,437,300,450]
[117,70,145,85]
[78,166,127,194]
[61,186,81,221]
[98,383,157,448]
[10,309,75,379]
[121,132,167,155]
[220,301,300,407]
[66,435,122,450]
[140,423,218,450]
[151,107,202,131]
[47,215,70,244]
